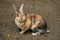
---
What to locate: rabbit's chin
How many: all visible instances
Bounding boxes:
[15,17,25,29]
[15,17,20,27]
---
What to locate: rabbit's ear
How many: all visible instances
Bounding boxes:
[13,5,18,14]
[19,3,24,14]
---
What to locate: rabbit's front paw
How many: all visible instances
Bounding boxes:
[32,32,40,35]
[20,31,25,34]
[32,33,37,35]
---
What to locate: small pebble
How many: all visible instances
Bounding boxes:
[6,34,10,37]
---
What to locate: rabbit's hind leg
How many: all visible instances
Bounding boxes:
[31,27,42,35]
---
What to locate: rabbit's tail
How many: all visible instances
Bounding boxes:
[44,20,50,33]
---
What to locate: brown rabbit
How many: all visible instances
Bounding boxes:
[13,3,50,35]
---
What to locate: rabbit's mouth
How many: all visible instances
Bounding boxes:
[19,16,26,23]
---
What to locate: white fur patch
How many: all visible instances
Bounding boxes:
[32,33,37,35]
[20,31,25,34]
[19,3,24,13]
[31,25,36,30]
[38,29,43,33]
[32,32,40,35]
[15,17,20,28]
[31,21,40,30]
[18,17,20,20]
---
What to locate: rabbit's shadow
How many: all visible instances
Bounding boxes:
[17,28,48,35]
[17,28,33,34]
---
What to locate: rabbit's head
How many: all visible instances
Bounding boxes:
[13,3,26,23]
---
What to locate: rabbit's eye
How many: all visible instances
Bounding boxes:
[16,14,19,16]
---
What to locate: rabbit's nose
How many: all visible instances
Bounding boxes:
[19,19,23,23]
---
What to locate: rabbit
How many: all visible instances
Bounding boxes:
[13,3,50,35]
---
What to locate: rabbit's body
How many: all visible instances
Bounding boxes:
[13,3,50,35]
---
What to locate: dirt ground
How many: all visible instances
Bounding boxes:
[0,0,60,40]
